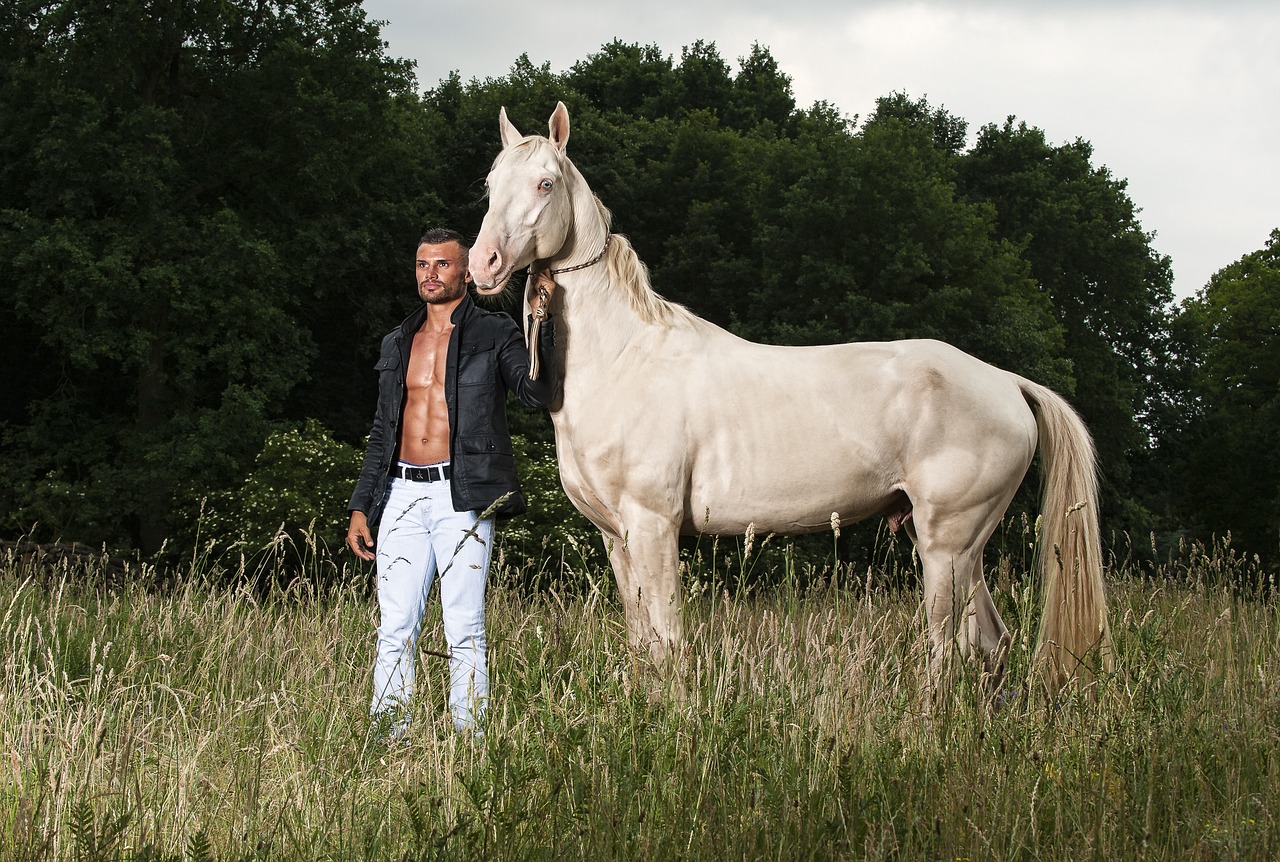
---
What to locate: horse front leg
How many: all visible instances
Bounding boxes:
[602,528,651,656]
[603,518,683,667]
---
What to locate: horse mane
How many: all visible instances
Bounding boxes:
[595,200,700,329]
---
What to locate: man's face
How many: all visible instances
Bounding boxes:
[416,241,470,305]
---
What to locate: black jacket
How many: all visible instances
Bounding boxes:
[347,293,558,527]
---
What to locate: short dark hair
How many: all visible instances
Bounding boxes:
[417,228,469,254]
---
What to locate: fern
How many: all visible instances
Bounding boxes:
[185,829,213,862]
[69,801,96,860]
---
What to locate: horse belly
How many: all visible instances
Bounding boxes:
[685,478,895,535]
[683,424,899,535]
[675,349,910,535]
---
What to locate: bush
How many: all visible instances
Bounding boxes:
[202,419,362,558]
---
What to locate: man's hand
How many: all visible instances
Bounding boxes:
[347,511,376,561]
[529,270,557,319]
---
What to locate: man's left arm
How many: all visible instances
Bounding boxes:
[497,314,559,408]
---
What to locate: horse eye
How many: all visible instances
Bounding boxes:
[539,179,553,191]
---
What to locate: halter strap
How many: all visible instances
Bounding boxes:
[546,233,612,276]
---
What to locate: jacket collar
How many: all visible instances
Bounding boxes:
[397,292,476,338]
[451,292,476,324]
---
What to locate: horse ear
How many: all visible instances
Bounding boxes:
[499,106,522,149]
[548,101,570,152]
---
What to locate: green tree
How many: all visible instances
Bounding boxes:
[752,99,1069,390]
[1169,230,1280,566]
[870,90,969,156]
[725,43,797,134]
[568,40,679,122]
[673,40,734,119]
[644,110,771,331]
[0,0,423,553]
[958,118,1176,536]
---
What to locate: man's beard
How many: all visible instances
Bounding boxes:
[421,281,466,304]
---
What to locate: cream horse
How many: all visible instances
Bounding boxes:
[469,102,1112,693]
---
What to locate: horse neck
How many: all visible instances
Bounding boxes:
[554,262,641,372]
[553,173,610,272]
[553,179,644,338]
[546,225,651,419]
[547,165,703,417]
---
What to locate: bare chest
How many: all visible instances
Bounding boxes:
[406,327,452,394]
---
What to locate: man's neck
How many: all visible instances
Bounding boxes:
[423,296,463,333]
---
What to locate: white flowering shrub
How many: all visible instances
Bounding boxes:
[204,419,362,555]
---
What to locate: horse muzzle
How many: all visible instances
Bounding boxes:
[468,245,515,295]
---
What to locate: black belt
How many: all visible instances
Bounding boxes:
[394,463,451,482]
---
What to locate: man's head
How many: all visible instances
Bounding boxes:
[415,228,471,306]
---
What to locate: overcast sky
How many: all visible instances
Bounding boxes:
[364,0,1278,301]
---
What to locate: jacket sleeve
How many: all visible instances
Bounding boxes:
[497,314,560,408]
[348,344,400,514]
[347,407,387,515]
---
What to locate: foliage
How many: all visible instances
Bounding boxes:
[0,10,1257,572]
[500,432,604,579]
[760,98,1070,391]
[201,419,363,558]
[0,0,429,554]
[1166,229,1280,564]
[958,118,1177,537]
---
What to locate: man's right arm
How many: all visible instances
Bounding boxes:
[346,510,375,561]
[347,342,398,560]
[346,410,386,561]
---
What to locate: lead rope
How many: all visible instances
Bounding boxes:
[526,270,555,380]
[526,234,612,380]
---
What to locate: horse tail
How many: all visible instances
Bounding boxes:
[1019,378,1114,693]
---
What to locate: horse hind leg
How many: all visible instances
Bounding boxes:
[966,569,1011,695]
[914,510,1011,701]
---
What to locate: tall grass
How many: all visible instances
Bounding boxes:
[1,532,1277,860]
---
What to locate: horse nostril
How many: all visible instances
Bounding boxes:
[487,251,500,271]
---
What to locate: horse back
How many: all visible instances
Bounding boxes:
[557,333,1036,536]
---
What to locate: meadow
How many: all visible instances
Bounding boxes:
[2,530,1277,861]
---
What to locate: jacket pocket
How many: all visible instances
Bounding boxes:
[455,436,518,503]
[374,352,401,401]
[458,338,497,387]
[455,434,514,457]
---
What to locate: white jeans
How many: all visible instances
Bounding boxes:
[372,464,494,734]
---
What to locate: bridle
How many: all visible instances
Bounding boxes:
[542,232,612,276]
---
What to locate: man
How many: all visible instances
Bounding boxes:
[347,227,557,737]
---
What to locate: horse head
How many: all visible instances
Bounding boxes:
[469,102,579,295]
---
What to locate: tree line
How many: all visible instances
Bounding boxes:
[1,1,1275,573]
